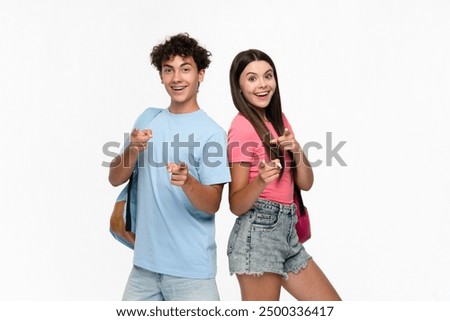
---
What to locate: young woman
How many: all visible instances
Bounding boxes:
[227,49,341,301]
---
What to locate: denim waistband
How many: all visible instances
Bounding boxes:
[253,198,296,215]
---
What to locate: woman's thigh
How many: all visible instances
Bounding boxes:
[282,259,341,301]
[237,272,283,301]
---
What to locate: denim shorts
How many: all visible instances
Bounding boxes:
[227,199,311,280]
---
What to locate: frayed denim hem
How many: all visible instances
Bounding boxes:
[286,256,313,280]
[231,270,289,280]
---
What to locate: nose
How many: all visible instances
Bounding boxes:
[258,77,268,88]
[171,69,182,83]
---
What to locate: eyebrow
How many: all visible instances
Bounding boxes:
[162,62,193,69]
[244,69,273,76]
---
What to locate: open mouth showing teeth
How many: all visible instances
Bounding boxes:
[172,86,185,91]
[255,92,269,97]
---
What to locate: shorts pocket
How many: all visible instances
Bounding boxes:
[227,217,242,255]
[251,208,280,231]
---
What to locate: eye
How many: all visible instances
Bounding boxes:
[265,73,273,80]
[162,67,172,74]
[182,67,191,73]
[248,76,257,82]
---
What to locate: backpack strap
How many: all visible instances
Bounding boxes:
[133,107,163,129]
[125,107,163,232]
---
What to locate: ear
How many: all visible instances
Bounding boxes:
[198,69,205,82]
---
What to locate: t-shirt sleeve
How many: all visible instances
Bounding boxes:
[197,128,231,185]
[281,112,295,135]
[227,115,261,164]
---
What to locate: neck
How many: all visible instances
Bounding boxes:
[168,101,200,114]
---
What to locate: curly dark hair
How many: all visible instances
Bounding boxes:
[150,33,212,72]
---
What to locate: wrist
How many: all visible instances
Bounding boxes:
[256,174,269,188]
[182,173,195,190]
[293,141,302,154]
[127,144,140,155]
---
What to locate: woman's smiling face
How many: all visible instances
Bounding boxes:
[238,60,276,114]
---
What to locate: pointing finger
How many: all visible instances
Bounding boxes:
[167,163,176,173]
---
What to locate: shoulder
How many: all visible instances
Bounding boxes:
[133,107,163,129]
[195,110,228,137]
[230,113,252,127]
[229,113,255,133]
[281,112,294,132]
[198,110,224,128]
[139,107,163,118]
[281,112,290,125]
[228,113,259,141]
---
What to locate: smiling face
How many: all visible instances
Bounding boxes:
[160,55,205,113]
[238,60,276,118]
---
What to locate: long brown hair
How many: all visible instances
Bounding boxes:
[229,49,287,172]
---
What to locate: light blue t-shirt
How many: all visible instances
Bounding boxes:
[131,108,231,278]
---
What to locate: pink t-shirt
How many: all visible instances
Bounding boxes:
[227,113,294,204]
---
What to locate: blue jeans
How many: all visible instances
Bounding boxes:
[122,265,220,301]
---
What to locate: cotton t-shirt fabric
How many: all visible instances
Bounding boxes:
[130,108,231,279]
[227,112,294,204]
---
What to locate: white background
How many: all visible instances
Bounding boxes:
[1,0,449,301]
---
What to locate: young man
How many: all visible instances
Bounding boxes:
[109,33,231,301]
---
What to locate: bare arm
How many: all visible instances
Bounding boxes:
[108,146,139,187]
[291,142,314,191]
[271,128,314,191]
[167,163,225,214]
[228,160,281,216]
[108,128,152,187]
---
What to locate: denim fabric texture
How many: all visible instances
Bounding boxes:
[122,265,220,301]
[227,199,311,280]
